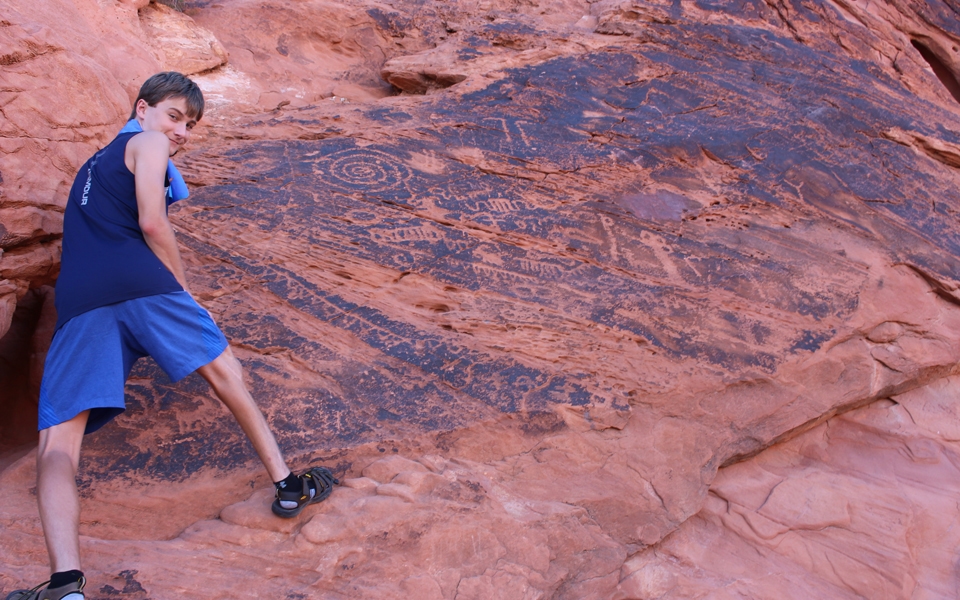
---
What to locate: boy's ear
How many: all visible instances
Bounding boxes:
[134,99,149,119]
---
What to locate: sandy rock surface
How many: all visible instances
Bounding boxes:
[620,376,960,599]
[3,0,960,597]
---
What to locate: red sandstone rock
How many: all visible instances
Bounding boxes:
[0,281,18,342]
[617,377,960,599]
[3,0,960,597]
[186,0,424,110]
[139,2,228,76]
[0,0,229,339]
[0,286,54,451]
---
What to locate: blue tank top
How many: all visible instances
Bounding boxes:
[54,132,183,331]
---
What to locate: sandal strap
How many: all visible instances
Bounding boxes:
[304,467,338,494]
[8,576,85,600]
[276,468,338,503]
[40,577,85,600]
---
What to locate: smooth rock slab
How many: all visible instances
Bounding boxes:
[619,376,960,599]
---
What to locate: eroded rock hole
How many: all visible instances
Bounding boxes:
[0,287,54,452]
[911,39,960,105]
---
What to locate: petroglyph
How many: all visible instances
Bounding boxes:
[5,0,960,597]
[318,147,416,195]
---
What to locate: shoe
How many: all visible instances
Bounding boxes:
[271,466,339,518]
[5,576,85,600]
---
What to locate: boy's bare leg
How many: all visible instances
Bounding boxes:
[196,347,291,482]
[37,410,89,573]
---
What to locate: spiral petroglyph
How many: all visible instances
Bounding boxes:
[318,148,413,194]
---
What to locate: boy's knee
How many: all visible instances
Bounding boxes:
[37,433,84,470]
[199,348,244,386]
[222,347,243,376]
[37,446,79,468]
[37,412,88,463]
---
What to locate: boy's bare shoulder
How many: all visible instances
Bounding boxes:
[125,130,169,171]
[127,129,168,151]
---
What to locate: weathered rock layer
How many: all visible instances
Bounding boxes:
[2,0,960,597]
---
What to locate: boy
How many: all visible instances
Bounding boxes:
[7,72,337,600]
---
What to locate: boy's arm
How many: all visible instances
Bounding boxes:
[128,131,191,293]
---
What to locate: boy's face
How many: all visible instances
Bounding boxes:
[135,97,198,156]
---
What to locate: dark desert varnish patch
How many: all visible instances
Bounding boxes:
[911,39,960,105]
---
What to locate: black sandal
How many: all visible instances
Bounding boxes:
[271,467,339,518]
[5,576,85,600]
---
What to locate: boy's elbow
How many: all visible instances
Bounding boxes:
[139,215,167,239]
[139,218,156,238]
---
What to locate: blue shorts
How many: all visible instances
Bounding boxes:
[38,291,228,434]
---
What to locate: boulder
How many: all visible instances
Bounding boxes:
[139,2,228,76]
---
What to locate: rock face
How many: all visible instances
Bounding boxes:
[3,0,960,598]
[139,2,228,75]
[620,377,960,599]
[0,0,210,404]
[185,0,428,109]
